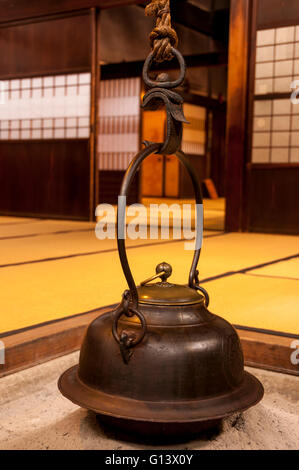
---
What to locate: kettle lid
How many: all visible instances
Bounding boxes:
[137,262,204,306]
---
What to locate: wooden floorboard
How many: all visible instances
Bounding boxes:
[0,309,297,378]
[238,328,298,376]
[0,306,112,378]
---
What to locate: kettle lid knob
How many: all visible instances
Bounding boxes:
[140,262,172,285]
[155,262,172,282]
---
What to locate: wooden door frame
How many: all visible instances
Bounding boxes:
[225,0,252,232]
[90,7,101,220]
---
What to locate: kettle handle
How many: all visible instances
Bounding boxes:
[117,142,203,309]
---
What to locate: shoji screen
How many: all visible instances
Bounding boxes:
[0,73,90,140]
[247,0,299,234]
[252,25,299,163]
[98,77,141,170]
[182,103,206,155]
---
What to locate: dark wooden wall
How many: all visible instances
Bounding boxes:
[248,167,299,235]
[0,11,92,220]
[0,1,146,24]
[0,13,91,78]
[257,0,299,29]
[0,141,90,219]
[98,170,139,205]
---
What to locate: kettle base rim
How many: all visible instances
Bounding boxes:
[58,365,264,424]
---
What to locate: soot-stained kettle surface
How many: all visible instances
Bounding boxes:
[58,262,264,436]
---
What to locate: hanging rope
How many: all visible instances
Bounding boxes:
[145,0,178,63]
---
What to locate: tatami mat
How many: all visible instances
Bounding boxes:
[248,257,299,280]
[0,227,219,267]
[0,217,38,225]
[206,274,299,334]
[0,219,95,239]
[0,225,298,334]
[194,232,299,279]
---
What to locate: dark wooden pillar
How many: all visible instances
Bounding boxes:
[90,7,101,220]
[225,0,251,231]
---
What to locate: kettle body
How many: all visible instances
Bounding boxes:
[59,278,263,432]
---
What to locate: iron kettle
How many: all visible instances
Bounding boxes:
[58,146,264,436]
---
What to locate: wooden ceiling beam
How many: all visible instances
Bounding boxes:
[100,51,228,80]
[0,1,229,44]
[0,0,148,24]
[171,1,214,37]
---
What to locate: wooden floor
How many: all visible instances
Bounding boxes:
[0,215,298,377]
[1,304,297,379]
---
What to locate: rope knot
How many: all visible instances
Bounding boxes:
[145,0,166,17]
[145,0,178,63]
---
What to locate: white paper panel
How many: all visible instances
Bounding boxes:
[0,73,91,140]
[182,103,206,155]
[252,24,299,163]
[97,78,141,170]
